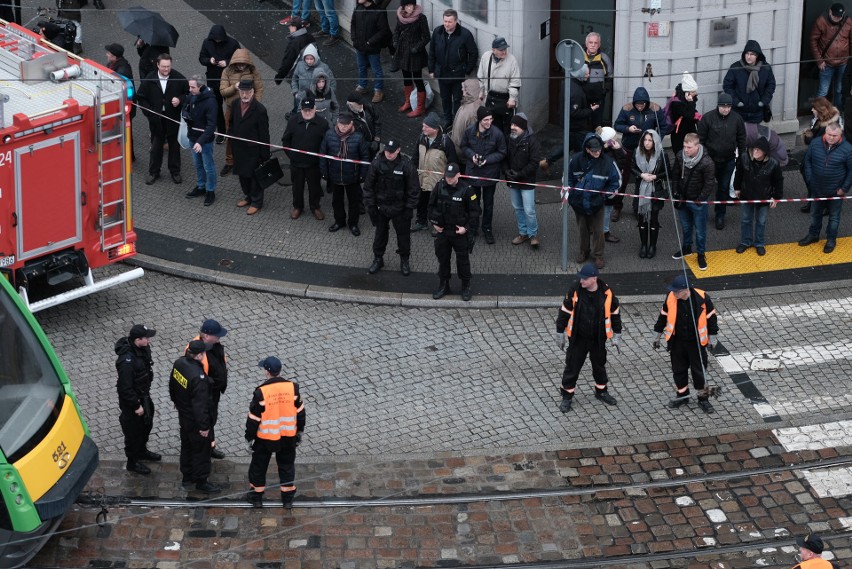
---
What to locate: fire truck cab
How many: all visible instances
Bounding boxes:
[0,20,142,312]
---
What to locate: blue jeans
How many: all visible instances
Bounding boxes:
[509,188,538,237]
[191,142,217,191]
[291,0,311,19]
[677,201,708,254]
[808,199,843,242]
[356,51,384,91]
[818,64,847,107]
[713,159,735,221]
[739,204,769,247]
[604,204,613,233]
[315,0,339,37]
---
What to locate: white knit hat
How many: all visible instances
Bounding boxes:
[680,71,698,92]
[599,126,617,142]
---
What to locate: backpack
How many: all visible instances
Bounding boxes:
[661,95,678,133]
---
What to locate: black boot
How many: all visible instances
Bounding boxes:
[559,395,573,413]
[400,257,411,276]
[647,225,659,259]
[432,280,450,300]
[93,0,105,8]
[368,256,384,274]
[638,224,648,258]
[281,489,296,510]
[126,461,150,475]
[247,490,264,508]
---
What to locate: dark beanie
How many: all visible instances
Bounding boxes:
[422,112,441,129]
[476,106,492,123]
[752,136,770,156]
[511,114,528,130]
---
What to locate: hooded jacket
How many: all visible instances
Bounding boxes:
[745,123,789,166]
[460,118,508,187]
[630,129,671,213]
[183,84,217,144]
[220,49,264,107]
[722,40,776,124]
[198,25,240,83]
[115,337,154,413]
[668,84,699,154]
[566,133,621,215]
[351,0,391,55]
[291,44,337,98]
[275,27,316,84]
[697,107,747,163]
[450,78,483,154]
[802,134,852,197]
[810,10,852,67]
[428,21,478,79]
[614,87,670,149]
[505,116,542,189]
[310,68,339,125]
[392,5,430,72]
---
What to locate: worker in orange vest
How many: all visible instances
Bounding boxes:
[653,275,719,413]
[791,534,836,569]
[554,262,622,413]
[245,356,306,508]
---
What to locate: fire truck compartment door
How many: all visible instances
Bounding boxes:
[15,132,82,262]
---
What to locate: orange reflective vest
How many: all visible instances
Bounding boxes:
[662,288,712,345]
[792,558,834,569]
[564,288,614,340]
[254,382,300,441]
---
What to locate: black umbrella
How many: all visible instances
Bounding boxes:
[117,6,179,47]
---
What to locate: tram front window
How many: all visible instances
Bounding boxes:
[0,293,63,461]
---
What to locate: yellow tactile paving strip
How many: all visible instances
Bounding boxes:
[684,237,852,278]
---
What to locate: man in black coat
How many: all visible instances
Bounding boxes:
[114,324,161,475]
[351,0,391,103]
[460,107,507,245]
[428,9,478,129]
[281,94,330,220]
[198,25,240,142]
[230,80,270,214]
[274,17,316,88]
[363,139,419,276]
[169,340,219,493]
[136,54,188,185]
[320,113,370,235]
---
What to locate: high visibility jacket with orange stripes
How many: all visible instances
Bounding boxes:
[791,557,836,569]
[555,280,622,341]
[653,288,719,345]
[245,377,305,442]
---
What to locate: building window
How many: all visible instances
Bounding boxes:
[460,0,487,22]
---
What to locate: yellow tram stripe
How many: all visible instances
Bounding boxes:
[684,237,852,278]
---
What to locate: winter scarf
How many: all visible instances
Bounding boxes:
[634,137,661,219]
[335,125,352,159]
[742,60,762,93]
[681,144,704,169]
[396,4,423,25]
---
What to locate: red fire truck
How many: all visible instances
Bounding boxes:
[0,19,142,312]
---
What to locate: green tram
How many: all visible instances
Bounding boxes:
[0,275,98,567]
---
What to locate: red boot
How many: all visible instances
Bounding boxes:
[407,91,426,118]
[398,86,414,112]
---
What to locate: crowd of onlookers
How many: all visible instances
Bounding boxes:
[78,1,852,285]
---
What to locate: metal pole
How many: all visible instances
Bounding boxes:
[561,64,570,271]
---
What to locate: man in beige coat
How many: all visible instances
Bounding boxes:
[450,78,483,173]
[219,49,264,176]
[477,37,521,138]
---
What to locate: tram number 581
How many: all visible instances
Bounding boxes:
[52,441,70,469]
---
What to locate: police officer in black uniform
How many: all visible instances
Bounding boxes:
[428,163,481,301]
[245,357,306,509]
[114,324,161,475]
[169,340,220,494]
[555,263,622,412]
[362,138,420,276]
[653,275,719,413]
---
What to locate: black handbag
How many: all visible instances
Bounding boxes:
[254,157,284,189]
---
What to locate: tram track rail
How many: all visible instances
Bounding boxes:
[81,453,852,509]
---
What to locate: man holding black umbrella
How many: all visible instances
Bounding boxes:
[136,53,188,185]
[119,6,179,78]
